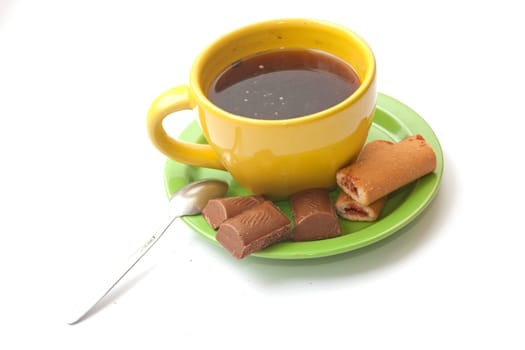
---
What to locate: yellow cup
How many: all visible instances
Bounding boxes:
[147,18,376,199]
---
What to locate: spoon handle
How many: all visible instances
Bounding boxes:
[67,214,179,325]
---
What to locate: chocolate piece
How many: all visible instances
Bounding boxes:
[215,201,291,259]
[202,195,265,229]
[290,188,341,242]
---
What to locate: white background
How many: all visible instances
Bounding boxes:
[1,0,523,349]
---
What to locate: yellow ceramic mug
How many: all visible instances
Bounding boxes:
[147,18,376,199]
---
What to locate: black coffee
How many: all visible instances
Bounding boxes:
[207,49,360,120]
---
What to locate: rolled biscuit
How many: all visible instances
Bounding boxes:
[355,139,394,160]
[335,192,386,221]
[335,139,390,221]
[336,135,437,206]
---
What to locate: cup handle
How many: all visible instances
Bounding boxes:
[146,86,225,170]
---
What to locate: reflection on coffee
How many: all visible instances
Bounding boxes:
[208,49,360,120]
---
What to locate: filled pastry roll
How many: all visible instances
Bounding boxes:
[335,192,386,221]
[336,135,437,206]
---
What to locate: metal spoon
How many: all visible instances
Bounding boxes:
[67,179,228,325]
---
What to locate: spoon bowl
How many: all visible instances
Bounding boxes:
[169,179,229,217]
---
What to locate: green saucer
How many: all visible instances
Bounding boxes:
[164,93,444,259]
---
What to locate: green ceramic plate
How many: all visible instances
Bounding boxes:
[164,93,443,259]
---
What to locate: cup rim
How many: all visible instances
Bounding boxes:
[190,18,376,125]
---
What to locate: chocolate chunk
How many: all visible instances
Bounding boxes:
[202,195,265,229]
[290,188,341,241]
[215,201,291,259]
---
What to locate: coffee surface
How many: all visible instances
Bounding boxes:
[208,49,360,120]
